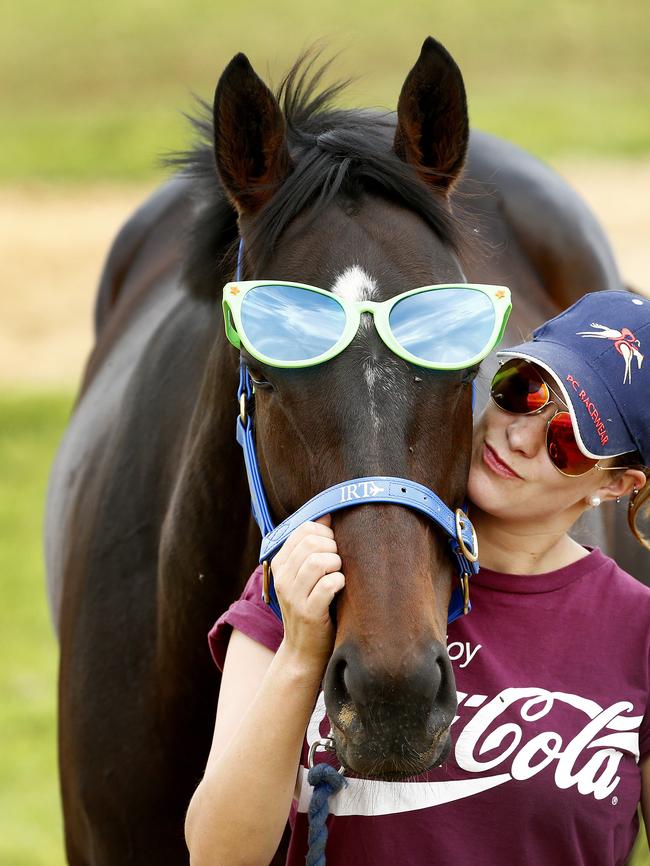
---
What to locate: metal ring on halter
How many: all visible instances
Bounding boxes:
[455,508,479,563]
[262,560,271,604]
[239,393,247,424]
[461,572,470,615]
[308,734,345,774]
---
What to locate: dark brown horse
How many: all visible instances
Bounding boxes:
[45,38,649,865]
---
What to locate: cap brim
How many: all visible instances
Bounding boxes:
[497,342,637,459]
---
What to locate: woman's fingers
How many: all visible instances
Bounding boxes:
[280,534,338,585]
[272,519,334,571]
[307,571,345,615]
[269,516,344,662]
[271,517,344,636]
[274,544,340,602]
[293,551,343,597]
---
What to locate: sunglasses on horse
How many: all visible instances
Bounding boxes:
[490,359,625,477]
[222,281,511,370]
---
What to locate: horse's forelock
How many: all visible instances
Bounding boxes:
[172,50,468,299]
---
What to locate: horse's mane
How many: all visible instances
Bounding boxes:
[171,51,463,303]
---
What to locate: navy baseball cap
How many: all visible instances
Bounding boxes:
[497,291,649,465]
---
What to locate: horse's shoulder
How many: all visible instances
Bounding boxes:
[462,131,622,304]
[94,177,194,335]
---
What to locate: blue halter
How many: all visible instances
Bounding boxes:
[232,241,479,625]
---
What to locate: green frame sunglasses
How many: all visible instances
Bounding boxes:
[222,280,512,370]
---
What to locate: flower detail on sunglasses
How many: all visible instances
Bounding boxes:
[576,323,644,385]
[230,286,241,295]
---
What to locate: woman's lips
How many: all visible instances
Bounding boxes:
[483,442,522,479]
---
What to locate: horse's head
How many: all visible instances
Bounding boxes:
[214,39,476,777]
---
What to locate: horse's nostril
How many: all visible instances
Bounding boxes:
[324,651,359,726]
[343,663,352,697]
[436,655,445,682]
[338,659,352,700]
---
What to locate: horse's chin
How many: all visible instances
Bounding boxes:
[331,727,452,781]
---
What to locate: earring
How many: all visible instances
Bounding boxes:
[588,495,601,508]
[616,496,621,504]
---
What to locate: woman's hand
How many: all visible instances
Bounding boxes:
[271,514,345,668]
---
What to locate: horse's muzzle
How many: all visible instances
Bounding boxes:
[323,639,457,778]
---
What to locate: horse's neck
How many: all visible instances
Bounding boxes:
[155,340,258,671]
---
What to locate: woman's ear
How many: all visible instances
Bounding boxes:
[594,468,647,503]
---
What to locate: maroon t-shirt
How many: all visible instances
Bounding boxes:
[209,548,650,865]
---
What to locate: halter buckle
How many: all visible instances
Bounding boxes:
[262,560,271,605]
[455,508,478,563]
[239,393,247,424]
[461,572,470,615]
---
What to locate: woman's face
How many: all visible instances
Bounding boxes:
[468,397,605,524]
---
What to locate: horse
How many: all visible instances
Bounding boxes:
[45,37,649,865]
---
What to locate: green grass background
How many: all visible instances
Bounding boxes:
[3,0,650,183]
[3,0,650,861]
[1,394,71,865]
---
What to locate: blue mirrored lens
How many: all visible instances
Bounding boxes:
[241,285,346,363]
[389,288,495,365]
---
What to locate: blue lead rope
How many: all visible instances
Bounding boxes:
[306,765,348,866]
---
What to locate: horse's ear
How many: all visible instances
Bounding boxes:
[394,37,469,195]
[213,53,293,215]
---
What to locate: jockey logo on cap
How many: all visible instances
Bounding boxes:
[577,323,644,384]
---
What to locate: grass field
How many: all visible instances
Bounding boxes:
[1,391,649,864]
[0,392,71,866]
[3,0,650,182]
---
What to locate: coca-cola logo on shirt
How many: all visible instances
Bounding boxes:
[296,686,642,816]
[454,687,640,799]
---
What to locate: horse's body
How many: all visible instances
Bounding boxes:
[46,41,649,866]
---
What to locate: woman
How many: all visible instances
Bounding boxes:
[185,290,650,866]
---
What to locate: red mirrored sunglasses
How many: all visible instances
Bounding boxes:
[490,359,614,477]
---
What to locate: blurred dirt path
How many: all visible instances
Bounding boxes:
[1,162,649,388]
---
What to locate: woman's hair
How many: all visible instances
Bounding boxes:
[605,451,650,549]
[605,450,646,471]
[603,450,649,492]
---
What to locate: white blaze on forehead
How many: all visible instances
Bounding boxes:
[331,265,378,302]
[331,265,399,434]
[363,355,403,435]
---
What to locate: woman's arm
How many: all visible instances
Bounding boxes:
[186,631,324,866]
[185,517,344,866]
[641,755,650,846]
